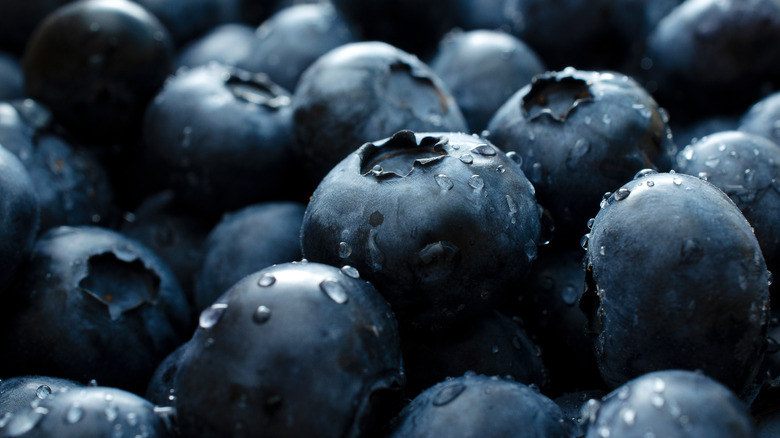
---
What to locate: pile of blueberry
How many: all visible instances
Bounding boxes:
[3,0,780,436]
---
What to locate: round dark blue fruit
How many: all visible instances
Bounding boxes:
[581,370,755,438]
[740,90,780,146]
[175,23,259,73]
[582,172,771,398]
[301,131,542,329]
[0,99,115,232]
[292,41,467,186]
[0,52,24,100]
[0,143,39,295]
[174,261,405,438]
[132,0,242,47]
[430,29,545,133]
[487,68,676,245]
[193,201,305,312]
[22,0,174,145]
[387,374,573,438]
[0,386,174,437]
[0,376,83,418]
[140,63,295,216]
[0,226,192,393]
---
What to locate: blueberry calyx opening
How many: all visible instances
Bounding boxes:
[522,75,593,122]
[360,130,449,178]
[79,252,161,320]
[389,61,449,113]
[225,72,290,109]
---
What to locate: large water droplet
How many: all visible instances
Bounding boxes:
[471,144,496,156]
[340,265,360,279]
[432,383,466,407]
[253,306,272,324]
[435,174,454,191]
[199,303,228,329]
[614,188,630,201]
[320,279,348,304]
[36,385,52,400]
[468,175,484,190]
[257,274,276,287]
[65,404,84,424]
[459,154,474,164]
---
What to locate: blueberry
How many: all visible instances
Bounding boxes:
[740,90,780,146]
[120,190,214,307]
[140,63,295,216]
[0,386,175,437]
[301,131,542,329]
[401,310,547,398]
[22,0,174,145]
[246,2,358,92]
[174,261,404,437]
[0,52,24,100]
[0,100,116,232]
[582,172,770,398]
[0,376,83,419]
[292,41,467,186]
[643,0,780,118]
[132,0,242,47]
[194,201,305,312]
[487,68,676,244]
[671,115,740,150]
[674,131,780,277]
[387,374,573,438]
[581,370,755,438]
[175,23,260,72]
[0,226,191,393]
[0,143,39,295]
[430,29,545,133]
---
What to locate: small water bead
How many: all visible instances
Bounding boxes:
[561,285,580,305]
[506,151,523,166]
[338,242,352,259]
[105,405,119,422]
[718,143,727,152]
[672,176,683,186]
[506,195,518,224]
[257,274,276,287]
[581,399,601,424]
[651,395,665,408]
[634,169,657,179]
[653,378,666,393]
[65,404,84,424]
[340,265,360,279]
[36,385,52,399]
[622,409,637,426]
[252,306,272,324]
[432,383,466,407]
[614,188,630,201]
[127,412,138,426]
[320,279,348,304]
[459,154,474,164]
[530,162,543,183]
[599,246,606,256]
[580,234,590,250]
[88,379,99,387]
[602,114,612,125]
[199,303,228,329]
[584,115,592,126]
[646,180,655,187]
[468,175,484,190]
[617,386,630,400]
[435,174,454,191]
[744,168,755,183]
[587,218,595,229]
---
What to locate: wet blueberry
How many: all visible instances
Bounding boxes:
[582,172,770,398]
[740,90,780,146]
[301,131,542,329]
[0,376,83,418]
[174,261,405,438]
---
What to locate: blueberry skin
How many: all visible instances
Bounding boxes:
[643,0,780,118]
[430,29,545,133]
[0,144,39,295]
[174,262,405,438]
[193,201,305,312]
[740,90,780,146]
[0,100,115,232]
[0,226,192,394]
[487,68,676,244]
[120,190,214,307]
[0,386,174,437]
[140,63,294,216]
[22,0,174,145]
[0,52,24,100]
[387,374,573,438]
[132,0,242,47]
[674,131,780,269]
[582,370,755,438]
[301,131,542,329]
[0,376,83,418]
[401,310,547,399]
[175,23,259,72]
[246,3,358,92]
[583,172,770,397]
[292,41,468,185]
